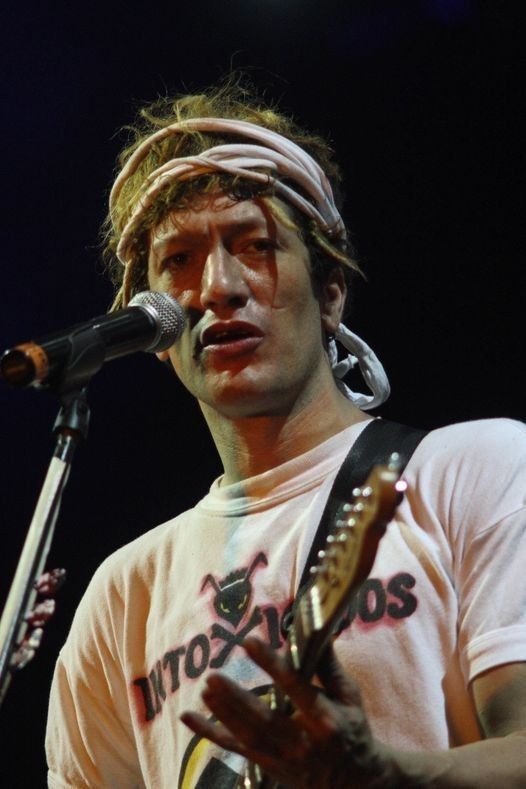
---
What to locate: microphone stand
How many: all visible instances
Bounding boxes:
[0,325,106,707]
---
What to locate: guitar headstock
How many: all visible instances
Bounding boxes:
[239,458,407,788]
[292,456,406,674]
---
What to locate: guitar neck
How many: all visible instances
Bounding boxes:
[288,463,404,680]
[239,461,405,789]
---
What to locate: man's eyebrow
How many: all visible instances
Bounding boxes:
[150,229,201,255]
[150,217,274,254]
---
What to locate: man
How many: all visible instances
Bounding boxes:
[46,83,526,787]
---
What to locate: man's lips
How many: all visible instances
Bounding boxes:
[198,321,264,357]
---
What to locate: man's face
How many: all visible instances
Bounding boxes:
[147,193,344,418]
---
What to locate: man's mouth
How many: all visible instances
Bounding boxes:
[208,328,251,343]
[199,322,264,357]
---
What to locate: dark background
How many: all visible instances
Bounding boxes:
[0,1,523,785]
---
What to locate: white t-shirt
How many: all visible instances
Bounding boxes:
[46,418,526,788]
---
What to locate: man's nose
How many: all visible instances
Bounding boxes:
[200,244,249,311]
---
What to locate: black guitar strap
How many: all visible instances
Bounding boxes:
[294,418,428,608]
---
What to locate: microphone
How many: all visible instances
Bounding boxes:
[0,291,186,389]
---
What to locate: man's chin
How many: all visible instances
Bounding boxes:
[198,383,294,420]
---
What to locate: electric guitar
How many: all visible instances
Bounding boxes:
[240,455,406,788]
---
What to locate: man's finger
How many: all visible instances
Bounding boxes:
[316,641,363,706]
[200,672,299,756]
[242,637,351,739]
[180,710,247,757]
[182,693,307,784]
[243,637,320,708]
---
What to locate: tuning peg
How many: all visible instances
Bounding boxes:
[26,628,43,650]
[10,628,44,671]
[35,568,66,596]
[388,452,401,471]
[310,564,330,579]
[10,646,35,671]
[327,532,348,546]
[25,599,56,628]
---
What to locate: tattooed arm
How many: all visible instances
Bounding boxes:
[181,638,526,789]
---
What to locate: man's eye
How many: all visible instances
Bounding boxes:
[243,239,277,254]
[162,252,190,270]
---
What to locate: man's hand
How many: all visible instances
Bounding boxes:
[180,636,400,788]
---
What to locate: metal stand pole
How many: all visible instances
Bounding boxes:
[0,389,90,706]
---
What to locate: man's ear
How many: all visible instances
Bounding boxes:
[320,267,346,334]
[156,350,170,362]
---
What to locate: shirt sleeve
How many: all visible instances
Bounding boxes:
[435,419,526,683]
[46,565,145,788]
[457,503,526,682]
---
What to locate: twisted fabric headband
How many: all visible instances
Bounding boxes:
[110,117,347,266]
[110,117,390,409]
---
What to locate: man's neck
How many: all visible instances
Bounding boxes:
[200,385,369,485]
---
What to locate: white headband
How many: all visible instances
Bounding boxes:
[110,117,346,266]
[110,117,390,409]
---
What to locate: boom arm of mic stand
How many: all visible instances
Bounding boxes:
[0,389,90,708]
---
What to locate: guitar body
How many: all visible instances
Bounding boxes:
[238,459,405,788]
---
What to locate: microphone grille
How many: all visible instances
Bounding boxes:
[129,291,186,352]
